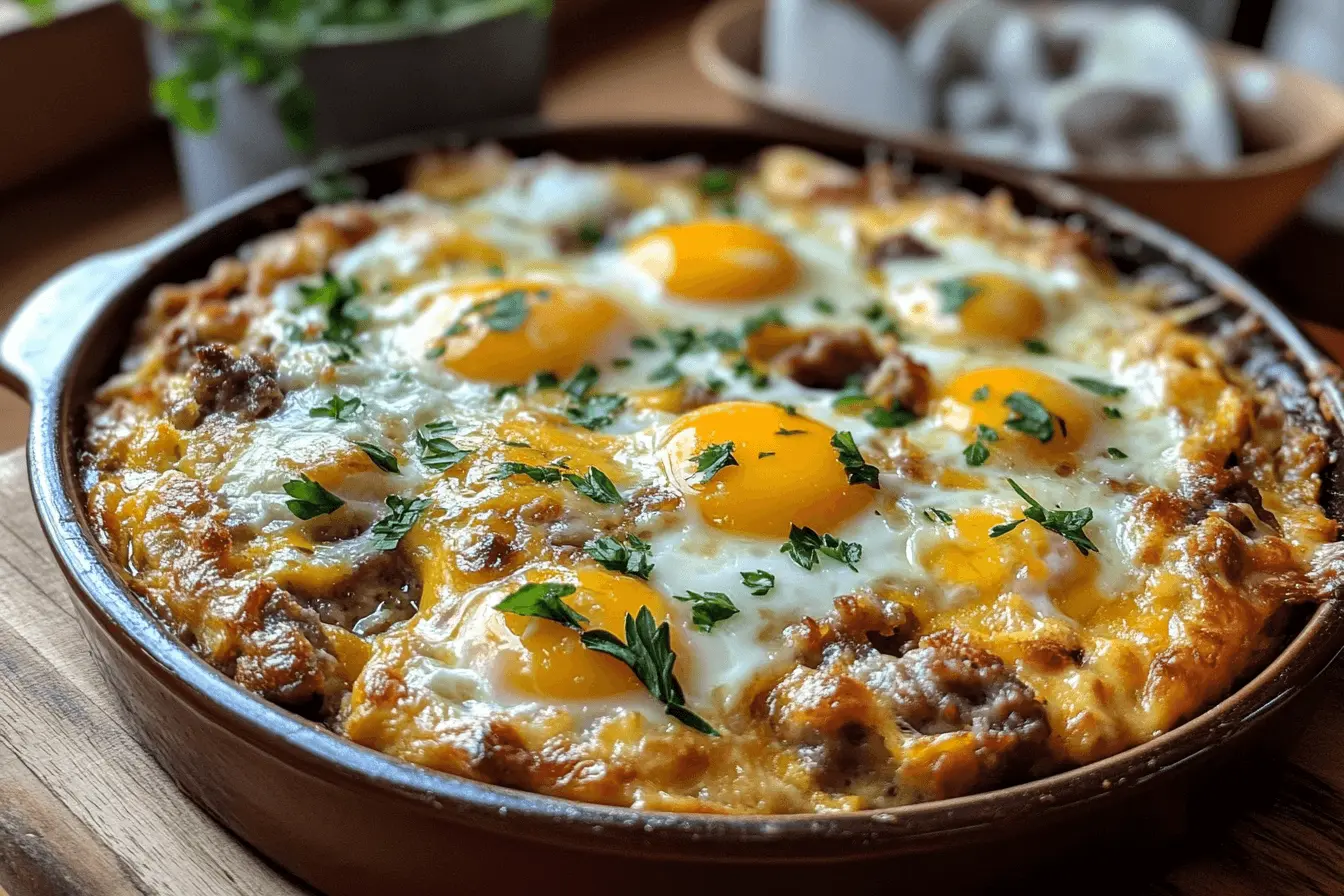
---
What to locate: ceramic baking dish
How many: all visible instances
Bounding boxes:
[1,123,1341,895]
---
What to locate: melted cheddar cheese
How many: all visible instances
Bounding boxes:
[81,144,1343,813]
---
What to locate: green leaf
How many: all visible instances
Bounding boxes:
[631,335,659,351]
[1003,391,1055,442]
[732,357,769,389]
[355,441,400,474]
[1103,406,1124,419]
[699,168,737,197]
[1004,478,1100,557]
[1023,338,1051,355]
[1070,377,1128,398]
[975,424,1000,442]
[416,422,471,472]
[780,525,860,571]
[563,364,600,399]
[533,371,560,390]
[1107,447,1129,459]
[152,71,218,134]
[283,475,343,520]
[672,591,739,633]
[566,393,627,431]
[936,278,982,314]
[584,534,654,580]
[832,375,871,410]
[690,442,739,483]
[580,607,717,735]
[492,462,562,483]
[369,495,431,550]
[649,361,683,386]
[813,297,836,315]
[742,308,786,336]
[963,439,990,466]
[299,273,365,357]
[971,385,990,402]
[577,221,604,247]
[831,431,880,488]
[819,533,862,571]
[661,327,700,357]
[310,394,361,420]
[495,583,586,631]
[563,467,624,504]
[703,329,740,351]
[865,402,917,428]
[988,518,1026,538]
[740,569,775,596]
[924,508,954,524]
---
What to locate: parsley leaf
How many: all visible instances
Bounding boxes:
[495,583,586,631]
[299,273,366,358]
[699,168,737,197]
[577,221,604,248]
[310,394,361,420]
[1003,392,1055,442]
[492,462,562,483]
[563,466,624,504]
[865,402,917,428]
[416,421,470,471]
[566,393,627,430]
[703,329,740,351]
[813,296,836,315]
[564,364,600,400]
[661,327,700,357]
[831,431,880,488]
[1070,377,1128,398]
[971,385,990,402]
[731,357,769,389]
[1023,338,1050,355]
[355,441,400,473]
[1103,406,1124,419]
[780,524,862,571]
[581,607,717,735]
[924,508,954,524]
[992,479,1100,557]
[585,534,654,580]
[936,277,982,314]
[1107,447,1129,459]
[691,442,739,482]
[631,334,659,351]
[444,289,530,338]
[369,495,431,550]
[533,371,560,390]
[740,569,775,596]
[742,307,786,336]
[282,474,343,520]
[672,590,739,633]
[963,439,990,466]
[832,374,870,410]
[649,361,683,386]
[775,427,807,436]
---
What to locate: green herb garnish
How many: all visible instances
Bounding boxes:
[416,421,470,471]
[585,534,654,580]
[742,308,786,336]
[740,569,776,596]
[1103,406,1123,419]
[699,168,737,197]
[971,385,990,402]
[369,495,431,550]
[780,524,861,572]
[492,462,562,483]
[813,297,836,315]
[1003,392,1055,442]
[563,466,624,504]
[865,402,917,428]
[310,394,361,420]
[299,273,366,358]
[1023,339,1050,355]
[1070,377,1128,398]
[690,442,739,482]
[672,591,739,633]
[936,278,982,314]
[566,393,627,430]
[831,431,880,488]
[355,441,399,474]
[495,583,586,631]
[924,508,954,524]
[282,474,343,520]
[990,479,1100,557]
[563,364,600,399]
[1107,447,1129,459]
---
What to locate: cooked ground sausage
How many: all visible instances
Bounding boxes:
[864,353,933,416]
[775,328,882,390]
[868,233,940,266]
[234,585,343,715]
[175,343,284,428]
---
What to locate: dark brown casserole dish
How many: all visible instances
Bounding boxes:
[2,124,1342,894]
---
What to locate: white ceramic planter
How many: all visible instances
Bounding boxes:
[145,15,548,211]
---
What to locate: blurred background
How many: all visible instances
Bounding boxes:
[2,0,1344,449]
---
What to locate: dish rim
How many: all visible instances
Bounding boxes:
[9,120,1344,858]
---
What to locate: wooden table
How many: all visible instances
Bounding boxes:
[0,2,1342,893]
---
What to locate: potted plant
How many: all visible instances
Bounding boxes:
[23,0,552,210]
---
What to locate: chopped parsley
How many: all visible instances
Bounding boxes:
[1023,338,1050,355]
[585,534,654,580]
[740,569,776,596]
[964,423,998,466]
[690,442,739,482]
[577,221,604,248]
[861,301,900,336]
[492,462,563,483]
[699,168,737,197]
[649,361,683,386]
[611,357,633,370]
[935,277,982,314]
[673,590,740,633]
[563,466,624,504]
[282,475,343,520]
[444,288,530,337]
[742,307,786,337]
[971,385,990,402]
[662,327,700,357]
[355,441,400,474]
[493,384,520,401]
[1070,377,1128,398]
[563,364,600,400]
[731,357,769,389]
[1003,392,1055,442]
[566,393,627,430]
[581,607,717,735]
[758,451,775,459]
[299,273,366,358]
[813,296,836,315]
[310,394,361,420]
[1107,447,1129,459]
[495,583,586,631]
[989,479,1100,557]
[865,401,917,428]
[1103,406,1123,419]
[924,508,954,524]
[416,420,470,471]
[703,329,741,352]
[780,524,862,572]
[369,495,431,550]
[533,371,560,390]
[775,427,807,436]
[631,334,659,351]
[831,431,880,488]
[832,375,870,410]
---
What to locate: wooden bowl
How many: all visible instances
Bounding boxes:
[691,0,1344,261]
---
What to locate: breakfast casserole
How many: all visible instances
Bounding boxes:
[80,145,1344,813]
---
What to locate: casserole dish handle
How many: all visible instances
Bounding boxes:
[0,247,149,400]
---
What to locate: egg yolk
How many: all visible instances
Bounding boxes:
[624,220,800,301]
[659,401,873,538]
[487,567,683,699]
[426,279,625,383]
[952,273,1046,342]
[944,367,1093,461]
[923,508,1101,622]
